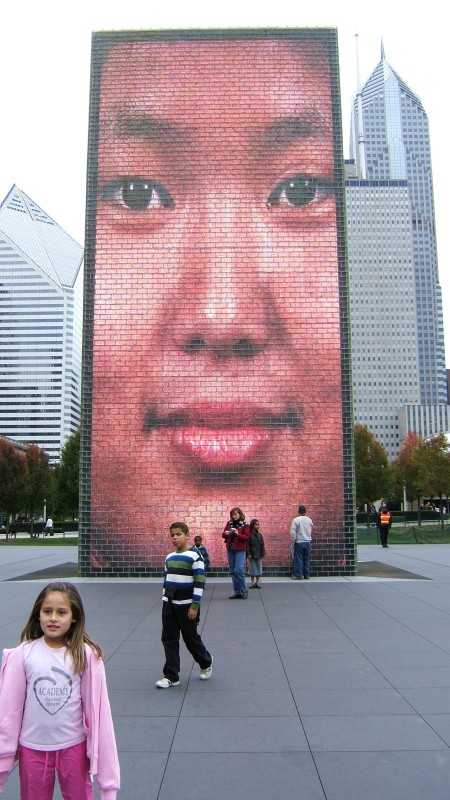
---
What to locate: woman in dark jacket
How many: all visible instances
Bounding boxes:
[248,519,266,588]
[222,507,250,599]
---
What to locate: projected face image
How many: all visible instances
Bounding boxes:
[91,36,344,567]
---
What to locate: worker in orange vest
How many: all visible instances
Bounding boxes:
[377,504,391,548]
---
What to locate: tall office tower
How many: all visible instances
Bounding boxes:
[346,162,421,459]
[351,46,446,405]
[0,185,83,462]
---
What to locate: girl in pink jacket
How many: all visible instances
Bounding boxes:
[0,581,120,799]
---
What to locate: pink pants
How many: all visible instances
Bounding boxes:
[19,741,94,800]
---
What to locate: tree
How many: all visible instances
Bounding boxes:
[54,429,80,519]
[23,444,51,535]
[392,432,424,523]
[0,438,26,539]
[354,424,393,528]
[415,434,450,528]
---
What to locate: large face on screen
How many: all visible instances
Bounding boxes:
[91,35,344,567]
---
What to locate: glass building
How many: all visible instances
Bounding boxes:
[351,48,446,406]
[0,185,83,462]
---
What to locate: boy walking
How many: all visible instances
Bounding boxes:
[156,522,213,689]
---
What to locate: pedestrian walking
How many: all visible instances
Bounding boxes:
[156,522,213,689]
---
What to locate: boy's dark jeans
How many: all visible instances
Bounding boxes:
[162,602,212,682]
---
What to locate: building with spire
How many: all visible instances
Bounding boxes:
[350,43,446,405]
[0,185,83,462]
[347,42,449,459]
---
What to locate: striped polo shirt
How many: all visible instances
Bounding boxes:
[163,549,205,610]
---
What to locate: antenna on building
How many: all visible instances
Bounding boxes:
[355,32,367,179]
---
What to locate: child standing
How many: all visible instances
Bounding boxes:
[0,581,120,799]
[248,519,266,588]
[156,522,213,689]
[191,535,211,573]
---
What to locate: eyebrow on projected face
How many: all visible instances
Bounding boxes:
[116,113,189,145]
[107,110,332,149]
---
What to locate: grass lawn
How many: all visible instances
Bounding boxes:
[357,525,450,545]
[4,529,450,547]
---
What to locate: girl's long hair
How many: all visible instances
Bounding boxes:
[229,507,245,522]
[21,582,103,673]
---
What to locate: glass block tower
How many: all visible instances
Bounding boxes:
[0,185,83,462]
[351,46,446,405]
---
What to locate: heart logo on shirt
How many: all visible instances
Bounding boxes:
[33,667,73,715]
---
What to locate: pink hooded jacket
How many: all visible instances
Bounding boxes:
[0,641,120,799]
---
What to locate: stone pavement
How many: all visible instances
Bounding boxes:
[2,544,450,798]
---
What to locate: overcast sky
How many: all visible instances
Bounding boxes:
[1,0,447,359]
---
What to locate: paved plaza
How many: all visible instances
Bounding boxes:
[2,544,450,798]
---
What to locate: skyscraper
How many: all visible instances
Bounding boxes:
[346,163,421,459]
[0,185,83,462]
[350,45,446,406]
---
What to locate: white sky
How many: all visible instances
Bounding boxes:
[1,0,448,359]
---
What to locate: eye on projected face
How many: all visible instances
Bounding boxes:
[99,172,334,215]
[90,36,345,568]
[100,178,175,211]
[98,100,336,227]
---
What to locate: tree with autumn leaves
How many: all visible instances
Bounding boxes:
[0,433,80,537]
[0,439,52,538]
[392,433,423,522]
[23,443,52,536]
[393,432,450,528]
[0,438,26,537]
[354,424,393,527]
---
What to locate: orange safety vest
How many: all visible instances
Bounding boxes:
[380,511,391,526]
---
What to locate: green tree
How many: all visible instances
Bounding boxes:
[44,464,57,518]
[54,429,80,519]
[0,438,26,539]
[23,444,51,535]
[354,424,393,528]
[415,434,450,528]
[392,432,424,524]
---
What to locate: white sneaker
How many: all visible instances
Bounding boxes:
[155,677,180,689]
[200,656,213,680]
